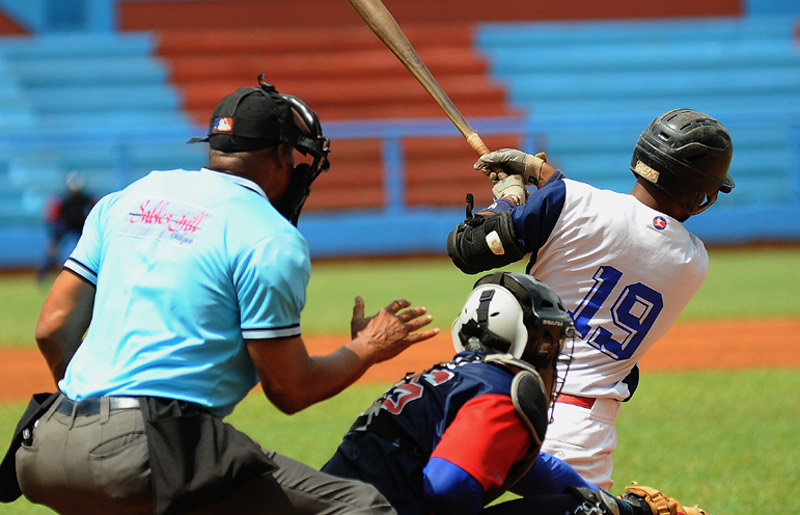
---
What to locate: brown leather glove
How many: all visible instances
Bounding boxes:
[623,482,708,515]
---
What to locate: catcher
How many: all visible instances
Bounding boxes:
[322,272,706,515]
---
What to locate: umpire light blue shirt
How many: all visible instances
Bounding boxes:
[60,168,310,416]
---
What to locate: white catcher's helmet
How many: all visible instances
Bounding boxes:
[452,282,528,358]
[451,272,574,396]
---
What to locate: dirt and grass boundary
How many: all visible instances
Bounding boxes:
[2,318,798,403]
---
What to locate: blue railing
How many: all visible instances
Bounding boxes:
[1,112,799,267]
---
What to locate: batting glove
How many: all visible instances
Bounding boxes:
[491,174,527,207]
[475,148,548,186]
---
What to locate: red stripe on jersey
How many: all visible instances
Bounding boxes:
[430,393,531,492]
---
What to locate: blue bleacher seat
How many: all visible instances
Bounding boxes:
[475,14,800,217]
[0,31,199,235]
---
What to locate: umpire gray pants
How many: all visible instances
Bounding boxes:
[16,394,395,514]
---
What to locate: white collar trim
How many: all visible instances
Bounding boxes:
[201,168,267,200]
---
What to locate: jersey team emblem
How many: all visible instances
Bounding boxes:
[652,216,667,230]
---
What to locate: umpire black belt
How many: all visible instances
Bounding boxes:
[56,396,140,417]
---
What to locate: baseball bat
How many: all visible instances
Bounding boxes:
[348,0,491,157]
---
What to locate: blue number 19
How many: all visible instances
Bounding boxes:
[569,266,663,360]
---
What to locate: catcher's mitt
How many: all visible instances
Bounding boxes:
[622,482,708,515]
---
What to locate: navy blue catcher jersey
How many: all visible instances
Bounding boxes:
[322,352,532,515]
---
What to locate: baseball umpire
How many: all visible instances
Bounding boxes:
[322,272,706,515]
[447,108,734,490]
[0,74,438,514]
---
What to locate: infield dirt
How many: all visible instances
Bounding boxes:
[1,318,798,403]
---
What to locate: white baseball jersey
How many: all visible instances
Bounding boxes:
[487,173,708,489]
[508,177,708,399]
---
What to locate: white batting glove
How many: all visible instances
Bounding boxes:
[475,149,548,186]
[491,174,527,207]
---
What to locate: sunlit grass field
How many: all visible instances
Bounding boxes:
[0,246,798,513]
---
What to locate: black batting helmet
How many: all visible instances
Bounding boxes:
[630,108,734,215]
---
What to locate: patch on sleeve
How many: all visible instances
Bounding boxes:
[652,216,667,230]
[120,197,212,247]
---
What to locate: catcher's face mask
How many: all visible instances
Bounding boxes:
[452,272,575,410]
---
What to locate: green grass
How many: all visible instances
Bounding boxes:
[684,246,800,320]
[6,246,799,349]
[0,276,50,349]
[1,247,799,513]
[300,257,527,336]
[613,369,800,513]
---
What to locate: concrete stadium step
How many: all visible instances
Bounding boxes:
[483,40,800,74]
[165,48,490,83]
[504,69,800,100]
[290,133,510,212]
[9,56,169,87]
[519,94,800,120]
[180,75,514,124]
[24,84,182,113]
[179,75,506,108]
[476,16,797,48]
[154,23,516,124]
[304,172,493,210]
[154,25,475,56]
[0,32,155,60]
[28,111,193,130]
[187,101,517,125]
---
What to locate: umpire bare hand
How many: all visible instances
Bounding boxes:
[350,296,438,364]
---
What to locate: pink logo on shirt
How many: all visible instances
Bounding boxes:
[130,200,209,233]
[121,198,212,247]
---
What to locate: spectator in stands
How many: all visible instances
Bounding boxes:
[37,171,95,283]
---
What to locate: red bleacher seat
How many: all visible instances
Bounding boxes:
[126,6,521,212]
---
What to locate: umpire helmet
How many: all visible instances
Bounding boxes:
[630,108,734,215]
[452,272,573,373]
